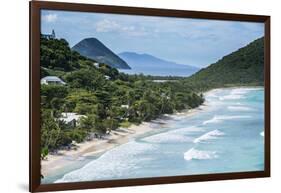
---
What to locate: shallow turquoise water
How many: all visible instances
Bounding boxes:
[44,87,265,183]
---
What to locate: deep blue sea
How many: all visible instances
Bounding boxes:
[46,87,265,183]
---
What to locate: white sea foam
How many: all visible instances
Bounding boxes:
[219,88,262,101]
[260,131,264,137]
[219,88,247,101]
[143,126,203,143]
[193,129,225,143]
[203,115,252,125]
[203,116,221,125]
[143,133,192,143]
[169,126,204,134]
[227,105,253,111]
[205,89,221,98]
[219,94,244,100]
[169,114,186,120]
[231,88,250,95]
[184,148,218,161]
[205,90,224,105]
[206,93,218,98]
[56,141,157,183]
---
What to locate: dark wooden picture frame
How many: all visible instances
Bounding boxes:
[30,1,270,192]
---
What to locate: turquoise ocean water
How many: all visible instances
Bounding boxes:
[44,87,264,183]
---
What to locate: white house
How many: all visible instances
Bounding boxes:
[93,62,99,67]
[104,75,110,80]
[41,76,66,85]
[59,112,86,128]
[41,29,56,39]
[121,105,129,109]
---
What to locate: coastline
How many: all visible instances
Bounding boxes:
[41,105,205,178]
[42,122,155,176]
[42,86,263,180]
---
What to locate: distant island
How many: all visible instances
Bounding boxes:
[118,52,199,76]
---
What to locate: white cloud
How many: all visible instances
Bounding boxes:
[95,19,148,37]
[95,19,120,32]
[42,13,58,23]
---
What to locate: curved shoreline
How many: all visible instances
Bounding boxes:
[42,86,262,181]
[42,106,205,180]
[42,122,155,176]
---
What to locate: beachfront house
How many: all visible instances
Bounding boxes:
[59,113,86,128]
[41,76,66,85]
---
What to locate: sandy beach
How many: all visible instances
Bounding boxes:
[42,122,161,176]
[41,105,206,178]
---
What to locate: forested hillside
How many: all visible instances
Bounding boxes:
[40,36,264,160]
[40,37,204,158]
[186,37,264,91]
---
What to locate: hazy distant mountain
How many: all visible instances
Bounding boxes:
[72,38,131,69]
[118,52,199,77]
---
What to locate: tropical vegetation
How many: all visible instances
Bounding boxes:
[186,37,264,91]
[40,35,264,160]
[40,37,205,159]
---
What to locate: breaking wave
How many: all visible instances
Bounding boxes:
[143,126,203,143]
[56,141,157,183]
[227,105,253,111]
[143,133,192,143]
[193,129,225,143]
[219,88,262,101]
[203,115,252,125]
[184,148,218,161]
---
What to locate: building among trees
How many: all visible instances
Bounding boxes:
[41,29,56,39]
[41,76,66,85]
[59,113,86,128]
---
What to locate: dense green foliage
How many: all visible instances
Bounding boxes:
[186,37,264,91]
[40,35,264,161]
[40,38,88,73]
[40,37,204,158]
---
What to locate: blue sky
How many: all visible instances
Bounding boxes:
[41,10,264,67]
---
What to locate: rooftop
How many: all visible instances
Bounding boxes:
[59,112,86,123]
[41,76,66,84]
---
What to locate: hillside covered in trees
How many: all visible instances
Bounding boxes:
[40,35,264,160]
[186,37,264,91]
[40,37,204,159]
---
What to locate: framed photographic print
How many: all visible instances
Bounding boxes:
[30,1,270,192]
